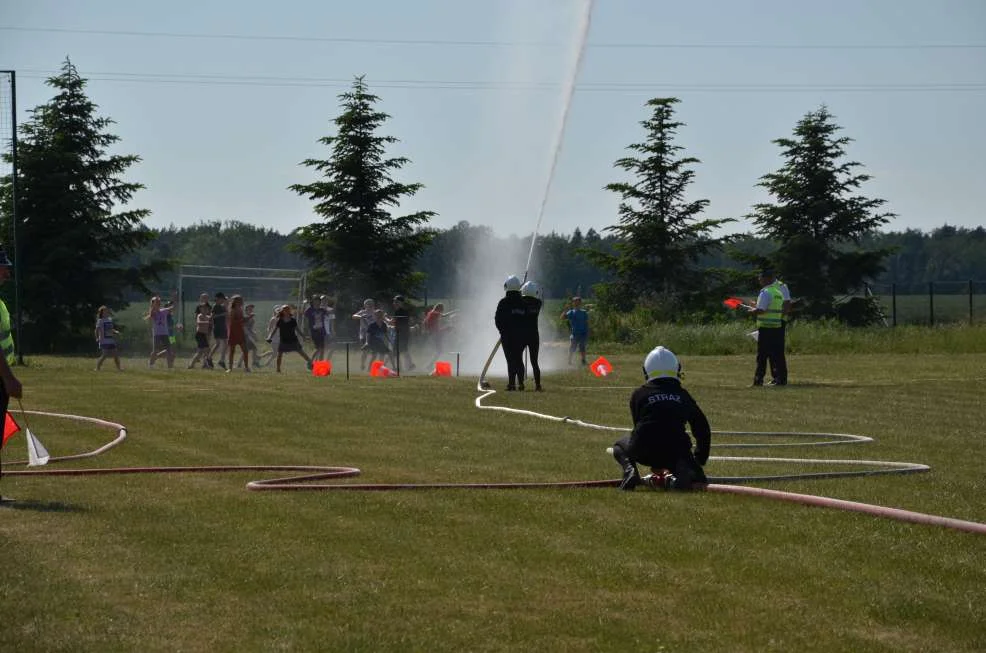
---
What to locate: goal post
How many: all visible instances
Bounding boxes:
[177,264,308,329]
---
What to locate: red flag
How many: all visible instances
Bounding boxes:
[723,297,744,309]
[2,412,20,449]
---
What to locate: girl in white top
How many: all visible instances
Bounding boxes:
[94,305,122,371]
[144,295,177,369]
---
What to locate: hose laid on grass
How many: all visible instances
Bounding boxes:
[0,410,359,488]
[472,383,986,535]
[3,402,984,535]
[703,484,986,535]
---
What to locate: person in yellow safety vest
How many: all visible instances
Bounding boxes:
[0,246,24,451]
[751,268,791,386]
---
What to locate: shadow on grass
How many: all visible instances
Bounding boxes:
[0,498,88,513]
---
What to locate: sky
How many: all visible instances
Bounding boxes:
[1,0,985,240]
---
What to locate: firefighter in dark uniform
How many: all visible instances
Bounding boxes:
[611,346,710,491]
[495,275,528,391]
[520,280,543,392]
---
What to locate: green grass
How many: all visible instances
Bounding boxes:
[585,320,986,355]
[2,352,985,652]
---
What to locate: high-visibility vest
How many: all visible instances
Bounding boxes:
[756,282,785,329]
[0,299,14,365]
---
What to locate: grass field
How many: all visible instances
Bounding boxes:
[2,351,985,652]
[875,293,986,325]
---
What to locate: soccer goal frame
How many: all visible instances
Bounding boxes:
[176,264,308,327]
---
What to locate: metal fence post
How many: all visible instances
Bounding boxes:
[891,283,897,327]
[929,282,935,327]
[969,280,974,326]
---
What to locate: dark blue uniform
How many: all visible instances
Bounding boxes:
[612,377,711,489]
[520,295,543,390]
[495,291,527,390]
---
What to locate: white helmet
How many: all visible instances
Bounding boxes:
[504,275,521,292]
[521,281,539,298]
[643,346,681,381]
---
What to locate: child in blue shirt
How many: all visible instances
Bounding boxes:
[561,296,589,366]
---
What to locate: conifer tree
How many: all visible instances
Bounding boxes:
[289,76,435,308]
[588,98,733,316]
[0,58,166,352]
[747,106,895,318]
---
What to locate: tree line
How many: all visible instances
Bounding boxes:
[137,220,986,300]
[2,60,984,353]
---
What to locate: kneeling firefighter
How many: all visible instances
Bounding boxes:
[611,346,711,491]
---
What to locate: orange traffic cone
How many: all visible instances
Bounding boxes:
[590,356,613,377]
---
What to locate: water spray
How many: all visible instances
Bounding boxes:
[479,0,595,389]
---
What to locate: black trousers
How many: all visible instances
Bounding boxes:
[501,337,525,387]
[522,336,541,387]
[755,325,787,384]
[611,435,707,484]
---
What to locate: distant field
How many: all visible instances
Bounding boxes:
[873,292,986,325]
[2,352,985,652]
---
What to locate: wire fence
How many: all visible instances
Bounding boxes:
[865,281,986,326]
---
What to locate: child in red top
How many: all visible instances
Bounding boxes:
[225,295,250,373]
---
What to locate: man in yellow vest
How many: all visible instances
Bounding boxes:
[751,268,791,386]
[0,245,24,488]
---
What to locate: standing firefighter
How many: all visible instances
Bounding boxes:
[610,346,710,491]
[495,275,527,391]
[0,246,24,463]
[520,280,544,392]
[751,268,791,387]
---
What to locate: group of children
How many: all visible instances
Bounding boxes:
[96,291,459,375]
[93,291,327,373]
[96,294,184,371]
[187,293,321,373]
[351,297,454,373]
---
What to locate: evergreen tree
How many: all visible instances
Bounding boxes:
[289,76,435,310]
[747,106,895,318]
[0,58,167,352]
[587,98,733,316]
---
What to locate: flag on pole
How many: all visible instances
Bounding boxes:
[2,412,20,449]
[26,429,50,467]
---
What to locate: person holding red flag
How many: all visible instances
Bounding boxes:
[0,245,24,490]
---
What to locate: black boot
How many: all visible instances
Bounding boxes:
[618,462,641,491]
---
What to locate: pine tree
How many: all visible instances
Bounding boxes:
[587,98,733,316]
[289,76,435,310]
[747,106,895,319]
[0,58,167,352]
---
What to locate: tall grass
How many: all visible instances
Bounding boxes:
[586,312,986,355]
